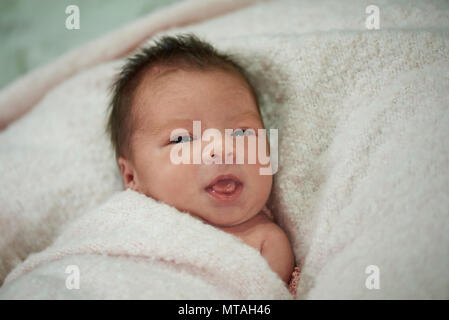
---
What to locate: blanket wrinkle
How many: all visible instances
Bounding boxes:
[3,190,292,299]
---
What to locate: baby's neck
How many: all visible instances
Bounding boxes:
[216,211,271,234]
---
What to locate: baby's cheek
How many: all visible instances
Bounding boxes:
[153,163,197,201]
[250,165,273,201]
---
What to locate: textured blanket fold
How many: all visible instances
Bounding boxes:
[0,0,260,130]
[0,189,292,299]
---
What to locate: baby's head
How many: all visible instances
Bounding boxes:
[107,34,272,228]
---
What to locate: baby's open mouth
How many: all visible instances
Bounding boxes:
[205,174,243,203]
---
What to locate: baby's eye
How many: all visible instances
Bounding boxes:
[231,128,255,137]
[170,135,193,144]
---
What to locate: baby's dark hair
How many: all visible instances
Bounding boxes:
[107,33,259,160]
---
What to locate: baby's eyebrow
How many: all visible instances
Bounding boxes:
[147,119,194,137]
[230,111,261,122]
[147,111,261,136]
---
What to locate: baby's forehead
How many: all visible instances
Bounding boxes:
[144,64,182,82]
[130,65,260,130]
[139,64,247,91]
[135,65,254,108]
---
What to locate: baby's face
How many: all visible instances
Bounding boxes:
[119,67,272,227]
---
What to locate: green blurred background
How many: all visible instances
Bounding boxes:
[0,0,181,89]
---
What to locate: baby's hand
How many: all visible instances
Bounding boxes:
[260,223,295,283]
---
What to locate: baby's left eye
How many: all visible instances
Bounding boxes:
[169,135,193,144]
[231,128,255,137]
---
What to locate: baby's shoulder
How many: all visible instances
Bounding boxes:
[248,214,291,255]
[259,219,289,245]
[254,213,293,257]
[245,211,276,239]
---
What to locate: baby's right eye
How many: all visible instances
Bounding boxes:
[231,128,255,137]
[169,135,193,144]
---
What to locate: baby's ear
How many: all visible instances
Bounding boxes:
[118,157,138,191]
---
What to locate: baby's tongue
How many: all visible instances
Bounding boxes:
[212,179,237,193]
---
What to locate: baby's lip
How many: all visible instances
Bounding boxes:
[204,174,244,203]
[205,174,242,189]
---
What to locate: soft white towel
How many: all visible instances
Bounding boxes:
[0,189,291,299]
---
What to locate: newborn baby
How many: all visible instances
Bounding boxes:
[107,34,297,287]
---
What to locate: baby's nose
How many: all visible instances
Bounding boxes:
[202,134,235,164]
[209,149,234,163]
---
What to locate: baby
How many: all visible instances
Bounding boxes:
[107,34,297,287]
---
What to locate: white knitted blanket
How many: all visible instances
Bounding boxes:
[1,0,448,299]
[0,190,291,299]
